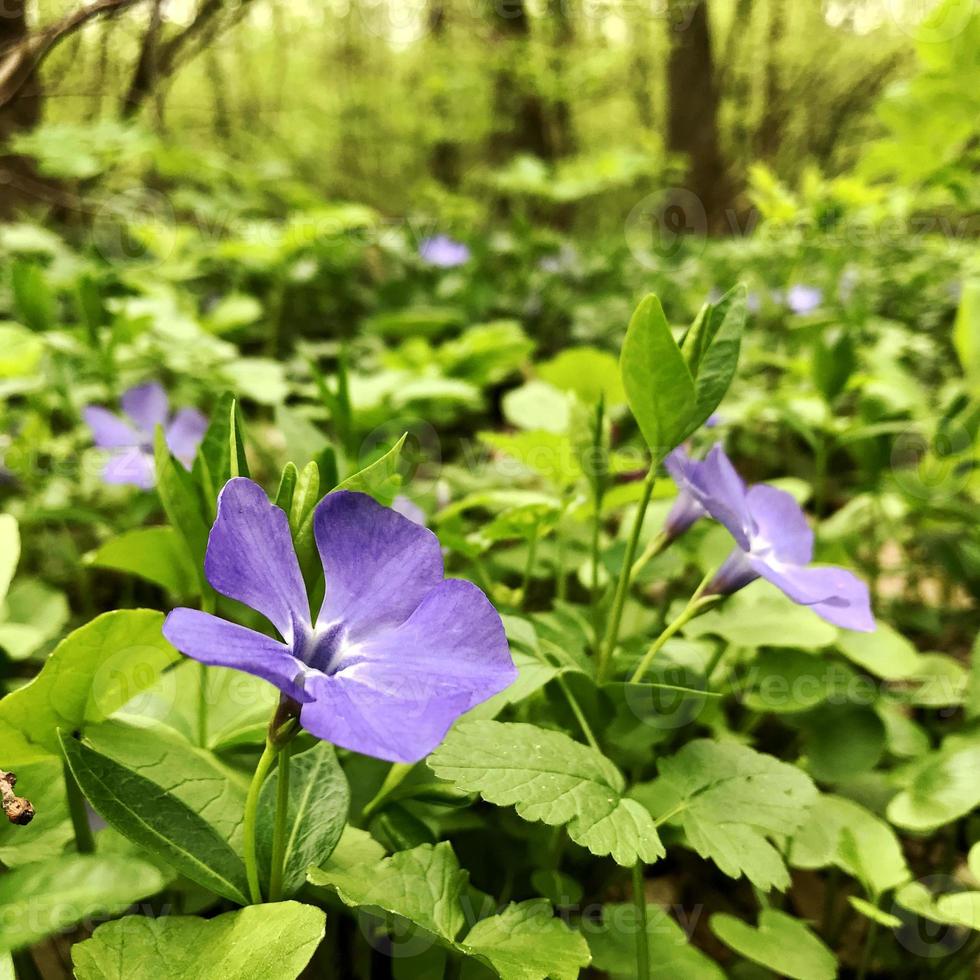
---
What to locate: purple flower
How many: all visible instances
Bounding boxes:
[84,382,207,489]
[391,494,427,526]
[786,284,823,315]
[163,480,516,762]
[419,234,470,268]
[667,446,874,632]
[663,448,708,541]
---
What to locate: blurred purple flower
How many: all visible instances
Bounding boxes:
[163,481,516,762]
[419,234,470,268]
[392,494,427,526]
[665,445,874,631]
[786,284,823,315]
[84,382,207,489]
[746,291,761,313]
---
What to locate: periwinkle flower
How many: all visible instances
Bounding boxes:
[391,494,427,526]
[663,448,708,541]
[419,234,470,268]
[163,479,516,762]
[84,382,207,489]
[786,284,823,315]
[666,446,874,632]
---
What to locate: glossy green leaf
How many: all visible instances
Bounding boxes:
[0,610,179,753]
[620,294,696,458]
[428,721,664,866]
[710,909,837,980]
[71,901,326,980]
[60,732,250,905]
[258,742,350,897]
[0,853,166,953]
[88,526,198,597]
[336,432,407,504]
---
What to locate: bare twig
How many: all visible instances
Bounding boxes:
[1,769,35,826]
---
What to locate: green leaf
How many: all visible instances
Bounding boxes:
[0,750,72,867]
[680,284,747,434]
[502,380,572,434]
[789,795,909,897]
[0,953,12,980]
[953,280,980,387]
[710,909,837,980]
[461,899,591,980]
[620,295,696,458]
[0,514,19,604]
[896,883,980,931]
[336,432,407,504]
[801,704,886,783]
[155,430,210,596]
[274,461,298,514]
[887,742,980,832]
[848,897,902,928]
[84,719,248,849]
[258,742,350,898]
[71,901,326,980]
[0,577,70,661]
[11,259,55,332]
[428,721,664,866]
[634,739,817,891]
[587,903,724,980]
[836,622,922,680]
[309,841,467,943]
[0,322,43,378]
[88,526,198,597]
[60,732,250,905]
[0,853,166,953]
[289,460,321,534]
[537,346,626,407]
[0,609,180,754]
[192,393,250,506]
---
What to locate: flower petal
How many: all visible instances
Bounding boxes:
[751,560,875,631]
[314,490,444,642]
[204,478,310,643]
[689,445,753,548]
[84,407,139,449]
[103,448,154,488]
[166,408,208,467]
[121,382,169,435]
[162,608,312,703]
[301,579,516,761]
[746,483,813,565]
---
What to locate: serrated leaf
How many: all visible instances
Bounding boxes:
[258,742,349,898]
[620,295,696,457]
[0,853,166,953]
[710,909,837,980]
[60,732,250,905]
[635,739,817,890]
[461,899,591,980]
[89,526,198,597]
[71,901,326,980]
[587,902,724,980]
[0,610,180,753]
[428,721,664,866]
[309,841,467,942]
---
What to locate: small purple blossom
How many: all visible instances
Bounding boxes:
[419,234,470,268]
[786,284,823,315]
[84,382,207,489]
[391,494,427,526]
[163,480,516,762]
[665,445,874,632]
[663,448,708,541]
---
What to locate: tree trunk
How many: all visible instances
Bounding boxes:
[427,0,460,187]
[666,0,737,233]
[0,0,44,216]
[546,0,576,158]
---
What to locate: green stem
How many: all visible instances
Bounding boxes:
[268,741,292,903]
[555,514,568,602]
[557,675,599,752]
[590,396,607,654]
[361,762,414,822]
[243,739,278,904]
[856,917,879,980]
[632,861,650,980]
[630,570,720,685]
[598,465,657,682]
[631,530,668,579]
[63,760,95,854]
[197,662,209,749]
[520,527,540,607]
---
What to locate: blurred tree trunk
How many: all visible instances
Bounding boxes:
[121,0,163,120]
[630,6,655,130]
[0,0,45,215]
[427,0,461,187]
[754,0,786,161]
[545,0,576,158]
[666,0,737,233]
[487,0,553,162]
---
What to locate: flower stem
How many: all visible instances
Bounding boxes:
[598,465,657,682]
[856,917,879,980]
[63,760,95,854]
[361,762,414,822]
[632,861,650,980]
[520,527,540,607]
[629,571,720,685]
[589,396,607,654]
[557,675,599,752]
[630,530,668,579]
[243,738,278,905]
[268,741,292,903]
